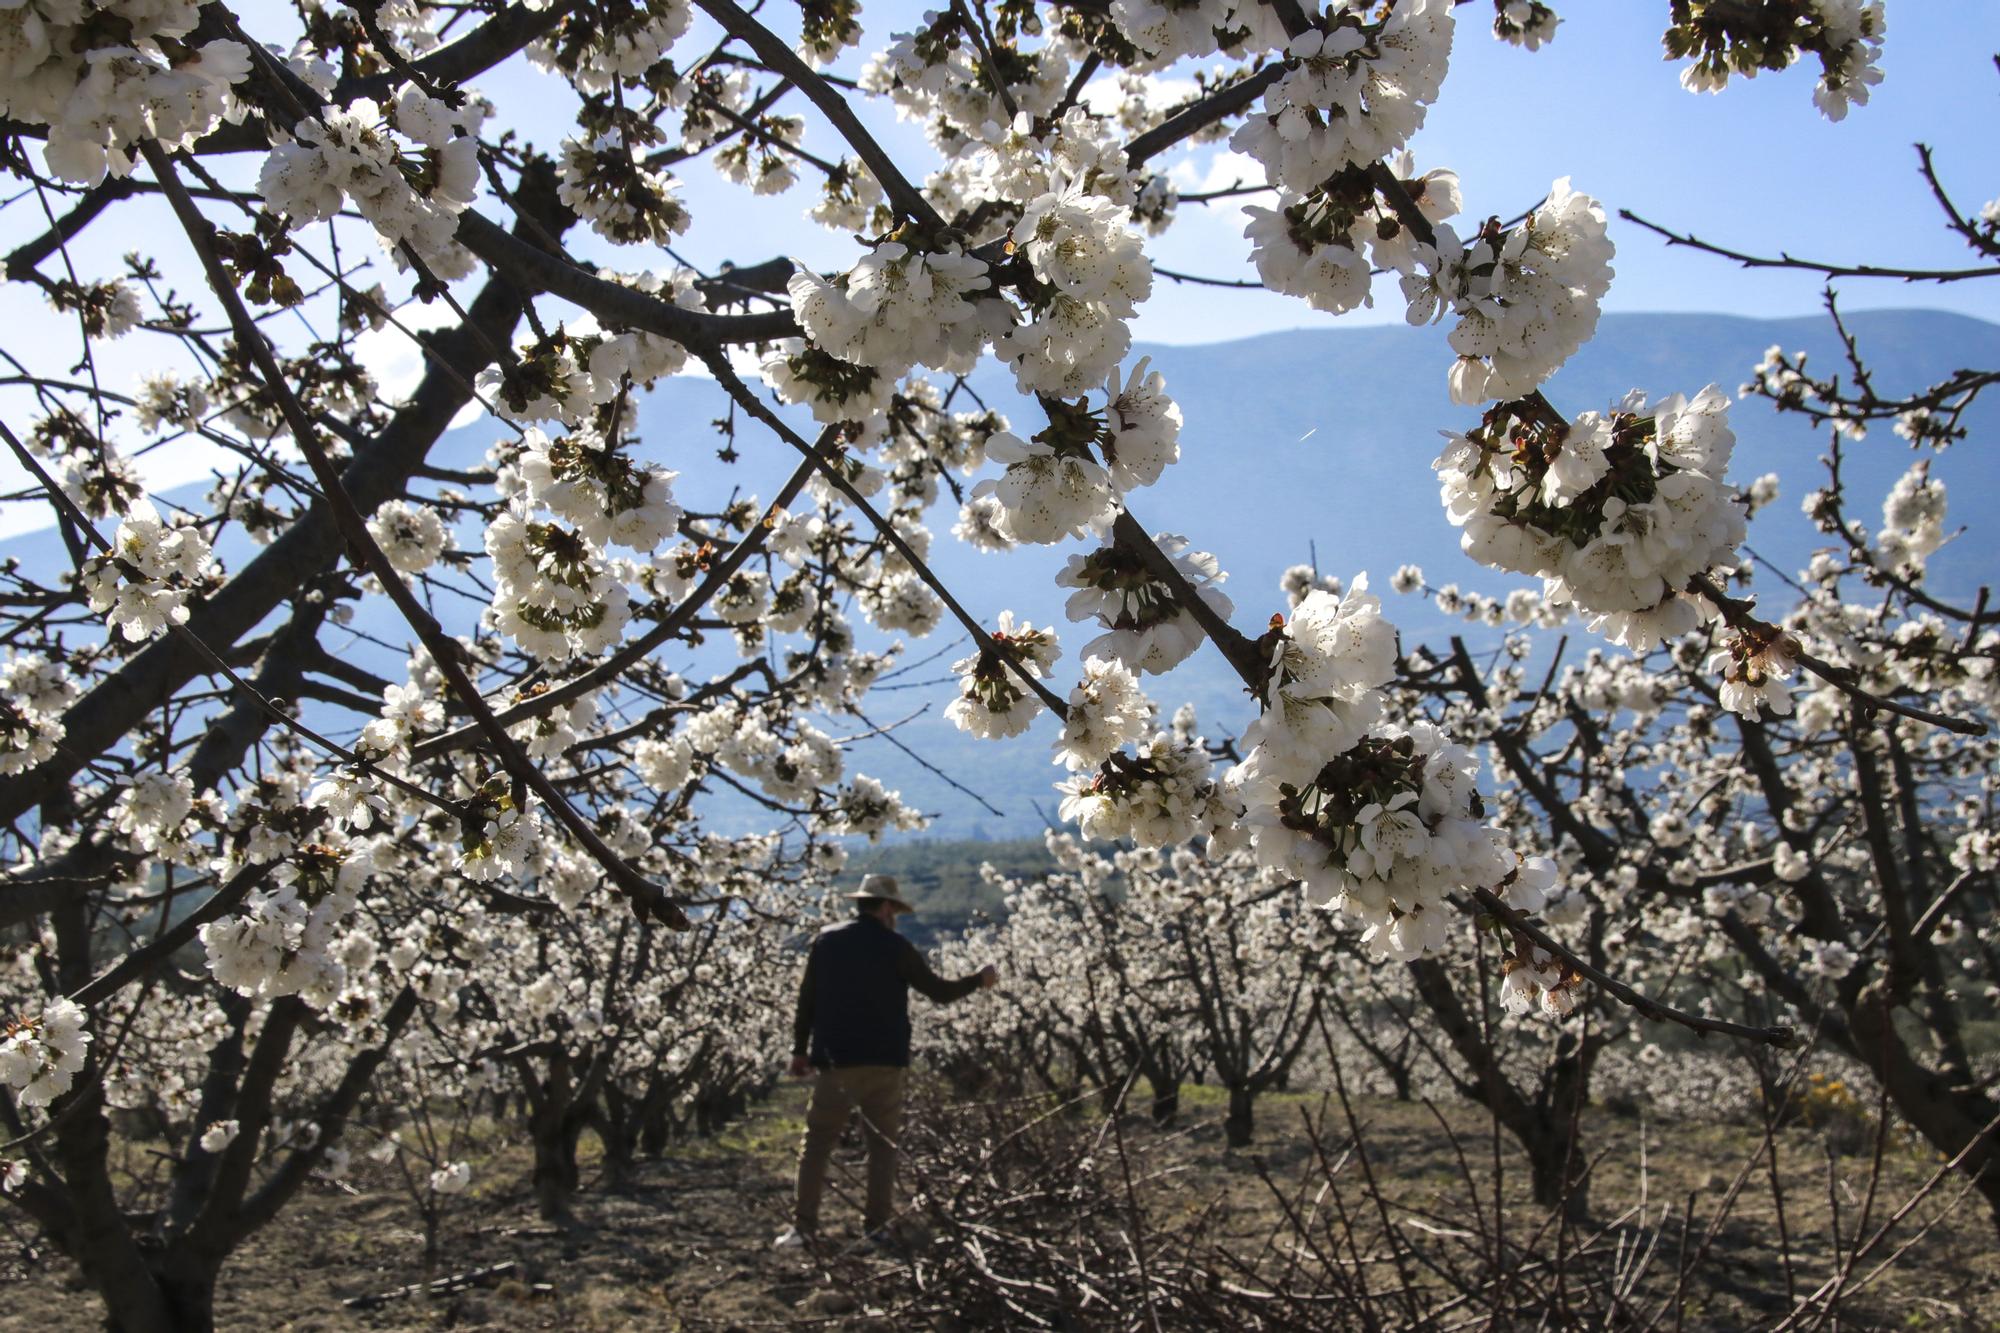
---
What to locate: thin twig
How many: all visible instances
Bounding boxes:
[1467,886,1796,1047]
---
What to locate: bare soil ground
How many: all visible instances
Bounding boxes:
[3,1084,1996,1331]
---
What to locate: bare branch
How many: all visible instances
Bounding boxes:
[1467,886,1797,1048]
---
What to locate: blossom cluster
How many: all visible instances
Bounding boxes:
[715,112,808,196]
[1235,720,1516,961]
[1108,0,1285,70]
[1056,533,1232,675]
[453,780,547,884]
[260,87,486,278]
[1231,0,1455,194]
[1499,943,1580,1018]
[0,997,92,1108]
[930,108,1153,237]
[1055,656,1155,774]
[969,363,1185,548]
[1199,576,1524,960]
[200,841,376,1010]
[1875,461,1948,577]
[945,612,1062,740]
[0,653,76,775]
[1057,705,1222,847]
[485,505,633,662]
[3,0,249,186]
[358,659,449,758]
[1405,179,1615,404]
[998,178,1157,396]
[1666,0,1885,120]
[788,101,1165,398]
[790,239,1002,380]
[760,338,895,428]
[478,425,686,662]
[518,428,685,555]
[684,703,848,806]
[809,159,890,233]
[367,500,451,576]
[113,770,201,865]
[1435,387,1748,650]
[1707,625,1800,720]
[80,499,217,643]
[1244,153,1462,316]
[829,773,926,840]
[1237,577,1398,782]
[558,130,692,246]
[529,0,693,94]
[47,279,145,341]
[860,12,1069,148]
[134,374,211,435]
[1492,1,1560,50]
[476,288,700,428]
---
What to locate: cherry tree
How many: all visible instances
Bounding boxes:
[5,0,1994,1322]
[925,822,1330,1137]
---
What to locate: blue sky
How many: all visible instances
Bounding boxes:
[2,1,1995,532]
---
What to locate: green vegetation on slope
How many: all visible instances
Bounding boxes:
[846,837,1058,941]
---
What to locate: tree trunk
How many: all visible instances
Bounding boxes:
[1224,1084,1255,1147]
[1846,985,2000,1235]
[694,1084,749,1135]
[90,1270,175,1333]
[640,1108,673,1157]
[1525,1125,1590,1219]
[1407,960,1594,1220]
[1150,1078,1181,1125]
[594,1096,637,1191]
[153,1262,220,1333]
[93,1253,222,1333]
[528,1109,582,1220]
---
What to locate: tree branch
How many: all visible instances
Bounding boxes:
[144,141,691,931]
[1468,886,1796,1047]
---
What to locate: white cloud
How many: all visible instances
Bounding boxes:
[1081,74,1200,119]
[353,297,486,430]
[1167,149,1268,197]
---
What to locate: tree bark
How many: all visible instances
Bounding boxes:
[594,1087,638,1190]
[147,1265,220,1333]
[1223,1084,1255,1148]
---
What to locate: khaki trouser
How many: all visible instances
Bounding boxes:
[794,1065,906,1234]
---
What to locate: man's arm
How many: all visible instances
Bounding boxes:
[897,939,987,1004]
[791,945,817,1060]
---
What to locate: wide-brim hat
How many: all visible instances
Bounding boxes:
[845,873,915,915]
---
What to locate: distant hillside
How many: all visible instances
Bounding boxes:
[20,309,1997,845]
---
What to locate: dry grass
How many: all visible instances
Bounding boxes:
[1,1082,1994,1330]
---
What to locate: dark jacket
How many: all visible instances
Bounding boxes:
[791,915,982,1068]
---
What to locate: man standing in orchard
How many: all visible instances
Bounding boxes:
[775,874,999,1250]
